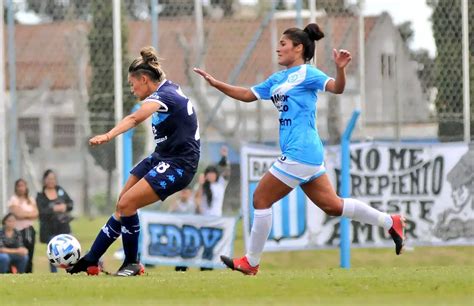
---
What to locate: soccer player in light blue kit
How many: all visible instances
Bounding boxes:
[194,23,405,275]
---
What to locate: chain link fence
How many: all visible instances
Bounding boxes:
[1,0,471,216]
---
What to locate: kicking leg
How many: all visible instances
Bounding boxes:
[301,174,405,254]
[68,175,140,275]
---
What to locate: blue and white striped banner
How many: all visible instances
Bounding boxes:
[241,144,319,252]
[248,183,306,241]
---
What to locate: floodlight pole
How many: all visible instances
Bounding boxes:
[113,0,124,190]
[461,0,470,142]
[0,0,7,215]
[340,110,360,269]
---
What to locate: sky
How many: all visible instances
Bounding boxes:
[362,0,436,56]
[240,0,437,56]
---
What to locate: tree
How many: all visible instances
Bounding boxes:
[26,0,90,21]
[397,21,414,45]
[88,0,137,211]
[397,21,435,95]
[427,0,473,141]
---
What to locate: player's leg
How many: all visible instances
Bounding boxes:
[116,160,196,276]
[301,174,405,254]
[67,174,141,275]
[116,178,160,269]
[221,171,292,275]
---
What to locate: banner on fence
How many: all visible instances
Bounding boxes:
[241,142,473,251]
[139,211,238,268]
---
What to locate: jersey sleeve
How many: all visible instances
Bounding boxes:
[306,67,333,92]
[250,74,277,100]
[143,91,169,112]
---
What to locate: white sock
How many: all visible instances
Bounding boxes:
[245,208,272,267]
[342,198,393,231]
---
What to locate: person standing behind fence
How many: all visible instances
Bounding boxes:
[7,179,38,273]
[194,23,405,276]
[0,213,28,274]
[169,186,198,215]
[195,146,231,218]
[36,169,74,273]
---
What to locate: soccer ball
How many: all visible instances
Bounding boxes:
[46,234,81,268]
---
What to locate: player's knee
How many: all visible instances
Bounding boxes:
[319,198,343,216]
[252,193,271,210]
[116,194,134,215]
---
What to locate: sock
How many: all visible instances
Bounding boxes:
[342,198,393,231]
[85,215,121,263]
[245,208,272,267]
[121,213,140,264]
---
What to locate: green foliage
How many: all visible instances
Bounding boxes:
[90,192,116,215]
[87,0,137,174]
[428,0,474,141]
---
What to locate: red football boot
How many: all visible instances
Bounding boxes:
[389,215,406,255]
[220,255,259,276]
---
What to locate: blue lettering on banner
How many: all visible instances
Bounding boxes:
[148,224,223,260]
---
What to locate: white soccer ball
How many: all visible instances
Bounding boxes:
[46,234,82,268]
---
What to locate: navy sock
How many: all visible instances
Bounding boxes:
[121,214,140,264]
[85,215,121,263]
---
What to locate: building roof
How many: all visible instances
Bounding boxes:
[10,14,381,90]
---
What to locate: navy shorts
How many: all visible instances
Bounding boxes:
[130,153,197,201]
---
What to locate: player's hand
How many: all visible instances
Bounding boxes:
[333,49,352,69]
[193,68,218,87]
[89,134,110,146]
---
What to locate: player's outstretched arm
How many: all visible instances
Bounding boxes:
[325,49,352,94]
[89,102,161,146]
[193,67,257,102]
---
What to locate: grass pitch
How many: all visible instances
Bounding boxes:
[1,217,473,305]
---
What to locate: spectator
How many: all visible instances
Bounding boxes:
[195,146,231,217]
[195,146,231,271]
[36,169,74,273]
[0,213,28,273]
[169,186,198,215]
[169,186,198,272]
[8,179,38,273]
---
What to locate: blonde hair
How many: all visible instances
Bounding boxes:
[128,46,165,82]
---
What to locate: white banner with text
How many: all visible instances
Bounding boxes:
[139,211,238,268]
[241,143,473,251]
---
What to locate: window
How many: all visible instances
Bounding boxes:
[53,117,76,147]
[18,117,40,150]
[381,53,396,78]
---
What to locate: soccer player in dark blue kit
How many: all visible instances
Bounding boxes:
[68,46,200,276]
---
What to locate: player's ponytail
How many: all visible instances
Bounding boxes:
[283,23,324,62]
[129,46,166,82]
[303,23,324,42]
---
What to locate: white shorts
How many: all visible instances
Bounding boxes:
[269,156,326,189]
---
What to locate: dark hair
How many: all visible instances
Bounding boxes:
[42,169,56,188]
[203,166,220,207]
[129,46,166,82]
[283,23,324,62]
[14,178,32,204]
[2,213,15,226]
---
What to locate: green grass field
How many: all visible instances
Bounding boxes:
[1,217,473,305]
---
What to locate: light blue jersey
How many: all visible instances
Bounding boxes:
[251,64,332,165]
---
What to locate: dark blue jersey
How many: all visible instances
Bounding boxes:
[143,80,200,169]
